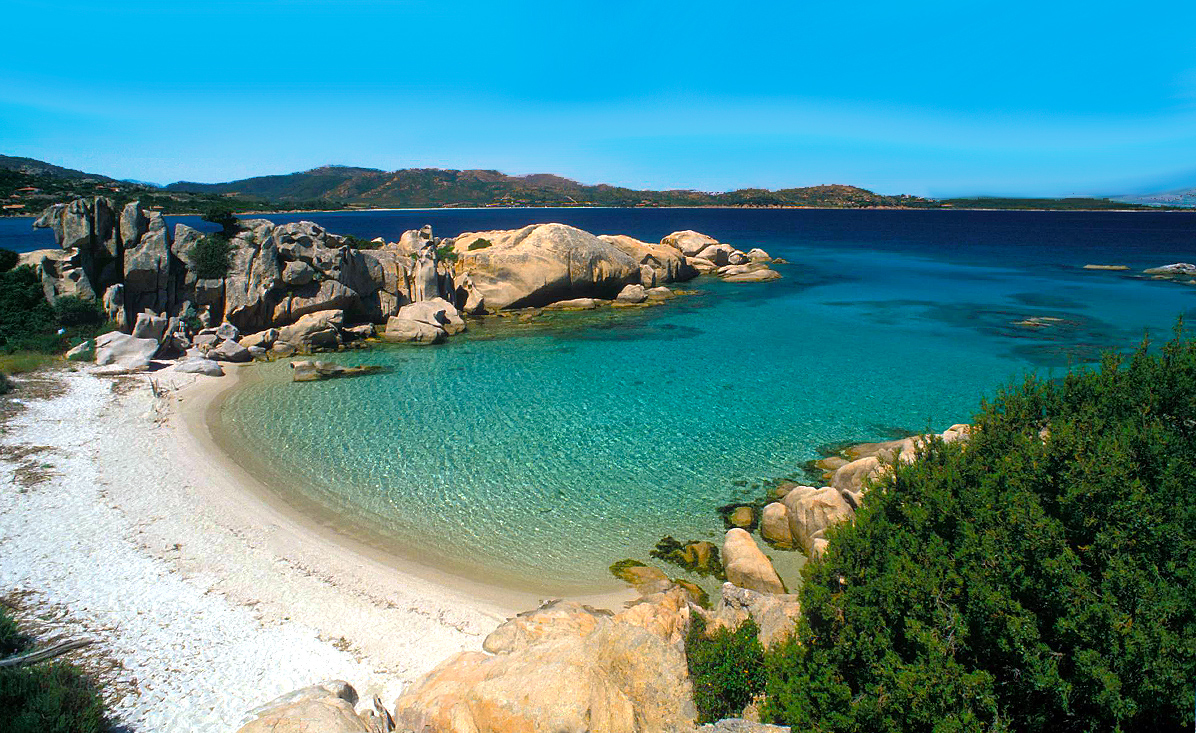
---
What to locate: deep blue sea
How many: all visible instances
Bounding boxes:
[6,208,1195,593]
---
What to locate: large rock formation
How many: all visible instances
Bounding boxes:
[449,224,643,310]
[393,590,696,733]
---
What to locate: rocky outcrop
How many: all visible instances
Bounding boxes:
[276,309,345,352]
[450,223,643,310]
[237,681,375,733]
[759,502,793,548]
[781,486,855,558]
[721,529,785,594]
[661,230,719,257]
[1144,263,1196,277]
[695,583,802,650]
[121,202,173,317]
[598,234,697,284]
[614,283,648,304]
[94,331,161,370]
[394,590,695,733]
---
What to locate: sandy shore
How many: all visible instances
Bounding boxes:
[0,365,632,732]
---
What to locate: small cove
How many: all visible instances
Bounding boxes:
[203,208,1196,595]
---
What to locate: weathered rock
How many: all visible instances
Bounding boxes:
[282,260,316,286]
[830,455,883,495]
[271,342,297,358]
[93,331,160,370]
[344,324,375,341]
[276,309,344,352]
[781,485,855,558]
[722,529,785,594]
[395,297,466,335]
[745,248,772,262]
[65,340,95,362]
[661,230,719,257]
[121,203,173,316]
[453,223,641,310]
[723,268,781,283]
[209,339,252,363]
[131,311,167,341]
[599,234,697,284]
[290,360,382,382]
[697,718,792,732]
[482,601,611,655]
[696,583,802,650]
[680,541,720,574]
[216,322,241,341]
[174,358,224,376]
[543,297,600,310]
[687,256,718,274]
[611,561,670,589]
[239,328,279,350]
[383,317,446,344]
[694,243,738,267]
[760,502,793,548]
[614,283,648,304]
[645,286,675,300]
[1144,262,1196,277]
[394,592,695,733]
[237,681,368,733]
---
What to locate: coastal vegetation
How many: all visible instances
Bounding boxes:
[759,328,1196,731]
[686,616,766,724]
[0,606,107,733]
[0,248,107,372]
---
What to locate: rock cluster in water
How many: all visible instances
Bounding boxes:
[31,198,783,373]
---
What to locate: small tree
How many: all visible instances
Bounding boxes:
[190,235,235,279]
[0,248,17,273]
[200,204,240,238]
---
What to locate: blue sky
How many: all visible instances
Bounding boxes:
[3,0,1195,197]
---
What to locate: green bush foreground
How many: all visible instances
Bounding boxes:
[763,327,1196,732]
[0,606,107,733]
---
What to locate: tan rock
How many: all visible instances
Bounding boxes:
[721,529,785,594]
[723,268,781,283]
[661,230,719,257]
[696,583,802,649]
[782,486,855,558]
[237,681,369,733]
[276,309,344,351]
[759,502,793,548]
[599,234,697,283]
[394,599,696,733]
[728,505,755,528]
[543,297,600,310]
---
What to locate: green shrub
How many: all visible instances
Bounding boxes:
[0,266,56,351]
[0,248,18,273]
[466,238,492,251]
[342,234,381,249]
[687,615,766,723]
[0,372,10,395]
[0,606,107,733]
[190,235,235,279]
[52,296,104,328]
[436,243,459,263]
[763,327,1196,732]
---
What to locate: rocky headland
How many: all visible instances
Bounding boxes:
[24,198,783,376]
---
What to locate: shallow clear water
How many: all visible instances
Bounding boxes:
[211,210,1195,593]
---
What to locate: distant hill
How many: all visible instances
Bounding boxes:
[1,155,347,216]
[0,155,118,182]
[166,166,935,209]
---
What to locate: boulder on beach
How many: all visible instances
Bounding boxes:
[237,681,371,733]
[394,591,695,733]
[65,340,95,362]
[94,331,160,370]
[209,339,252,363]
[174,358,224,377]
[722,528,785,595]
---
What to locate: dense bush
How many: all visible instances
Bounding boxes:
[52,296,104,328]
[763,328,1196,732]
[687,615,766,723]
[342,234,381,249]
[0,606,107,733]
[0,247,17,273]
[466,238,492,251]
[190,235,235,279]
[0,265,57,351]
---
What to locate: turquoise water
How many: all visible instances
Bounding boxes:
[219,209,1196,594]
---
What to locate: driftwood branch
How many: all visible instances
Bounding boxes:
[0,638,93,668]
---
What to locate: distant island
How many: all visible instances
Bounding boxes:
[1,154,1185,215]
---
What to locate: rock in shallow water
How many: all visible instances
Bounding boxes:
[290,360,382,382]
[722,528,785,595]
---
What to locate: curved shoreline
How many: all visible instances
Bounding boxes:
[185,363,638,611]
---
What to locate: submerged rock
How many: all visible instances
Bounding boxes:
[290,360,382,382]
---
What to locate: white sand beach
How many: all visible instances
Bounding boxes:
[0,366,633,732]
